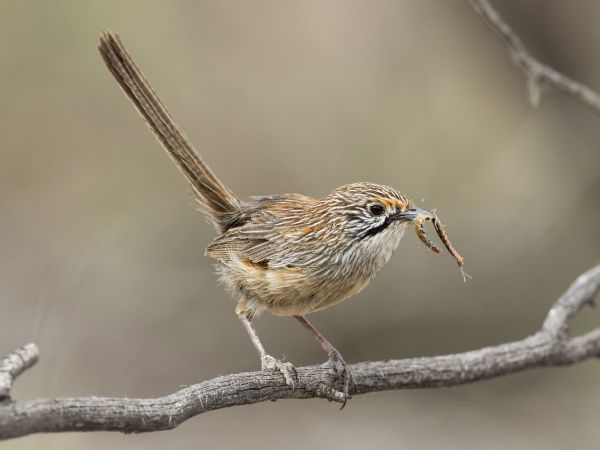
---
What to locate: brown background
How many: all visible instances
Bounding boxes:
[1,1,599,449]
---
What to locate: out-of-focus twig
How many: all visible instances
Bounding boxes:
[471,0,600,115]
[0,265,599,441]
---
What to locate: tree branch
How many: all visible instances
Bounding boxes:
[0,343,39,399]
[470,0,600,115]
[1,265,598,441]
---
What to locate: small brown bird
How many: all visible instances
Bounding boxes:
[98,32,464,402]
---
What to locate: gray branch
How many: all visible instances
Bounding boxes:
[471,0,600,115]
[1,265,598,441]
[0,343,38,398]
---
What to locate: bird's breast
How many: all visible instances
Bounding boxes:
[217,222,407,317]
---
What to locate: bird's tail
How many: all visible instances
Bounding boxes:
[98,31,240,232]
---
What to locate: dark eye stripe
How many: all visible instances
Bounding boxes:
[362,216,392,238]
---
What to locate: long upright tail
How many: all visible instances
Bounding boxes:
[98,31,240,232]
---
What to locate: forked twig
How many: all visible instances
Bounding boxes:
[470,0,600,114]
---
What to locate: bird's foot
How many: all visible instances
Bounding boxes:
[261,354,297,388]
[326,349,355,408]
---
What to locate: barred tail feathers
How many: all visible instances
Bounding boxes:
[98,31,240,231]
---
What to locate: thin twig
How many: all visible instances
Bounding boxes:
[470,0,600,114]
[0,343,39,398]
[0,265,598,441]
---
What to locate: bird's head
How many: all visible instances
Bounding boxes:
[324,182,431,241]
[313,182,464,278]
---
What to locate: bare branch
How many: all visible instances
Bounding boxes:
[0,266,598,441]
[470,0,600,115]
[0,343,39,398]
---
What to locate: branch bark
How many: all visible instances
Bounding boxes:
[1,265,598,441]
[470,0,600,115]
[0,344,38,399]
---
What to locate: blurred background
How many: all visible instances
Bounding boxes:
[1,1,599,449]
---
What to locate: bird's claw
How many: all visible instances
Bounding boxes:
[261,354,297,388]
[326,349,355,408]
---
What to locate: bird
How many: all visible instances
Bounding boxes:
[98,31,463,403]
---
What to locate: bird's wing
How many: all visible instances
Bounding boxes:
[205,194,317,268]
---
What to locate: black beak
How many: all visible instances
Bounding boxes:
[393,205,434,223]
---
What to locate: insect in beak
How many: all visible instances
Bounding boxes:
[394,206,467,278]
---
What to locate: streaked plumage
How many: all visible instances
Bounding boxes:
[207,183,410,316]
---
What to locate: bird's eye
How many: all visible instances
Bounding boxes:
[369,204,385,216]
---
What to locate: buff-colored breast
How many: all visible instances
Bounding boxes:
[219,254,373,317]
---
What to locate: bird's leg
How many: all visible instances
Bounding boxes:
[294,315,355,403]
[238,314,297,387]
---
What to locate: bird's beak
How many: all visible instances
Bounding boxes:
[393,205,434,222]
